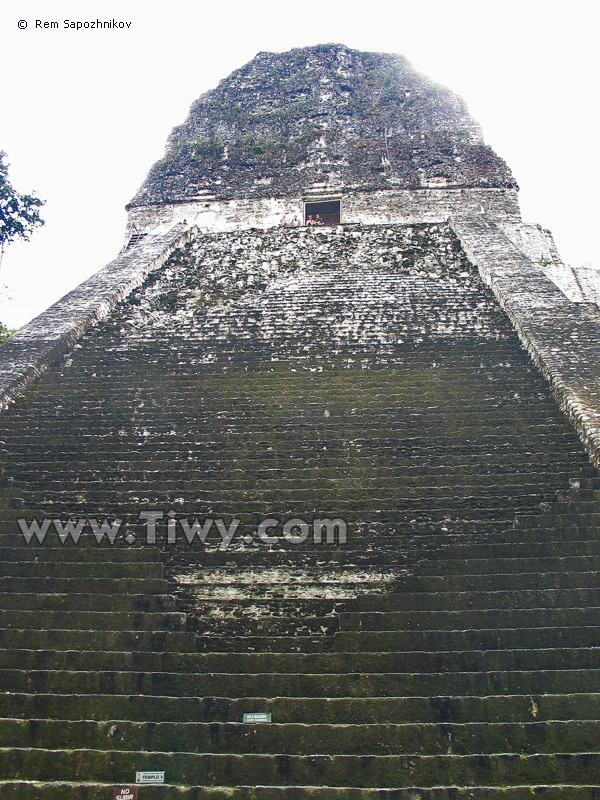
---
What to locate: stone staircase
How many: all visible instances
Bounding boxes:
[0,224,599,797]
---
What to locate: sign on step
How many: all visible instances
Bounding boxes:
[243,712,272,723]
[113,788,138,800]
[136,772,165,784]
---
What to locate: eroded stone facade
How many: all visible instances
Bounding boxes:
[127,44,514,210]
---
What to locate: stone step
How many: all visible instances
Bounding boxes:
[1,668,598,697]
[1,747,599,786]
[0,523,576,548]
[1,406,573,423]
[4,531,597,557]
[172,549,596,572]
[0,434,585,452]
[1,452,584,474]
[0,577,170,594]
[3,460,589,479]
[194,626,600,653]
[3,461,593,483]
[176,571,600,596]
[21,338,539,353]
[550,499,600,513]
[170,580,390,601]
[0,546,160,563]
[0,692,593,724]
[2,437,582,457]
[0,562,163,578]
[188,615,337,636]
[182,587,600,614]
[0,629,197,652]
[349,587,600,611]
[0,782,597,800]
[0,610,186,631]
[332,626,600,654]
[13,415,578,435]
[193,609,599,637]
[10,372,565,392]
[14,369,557,383]
[0,592,176,612]
[339,607,600,631]
[160,529,600,553]
[2,484,576,510]
[163,545,595,568]
[24,357,559,370]
[10,370,565,384]
[0,717,598,756]
[0,499,558,520]
[3,372,583,392]
[424,539,600,559]
[415,555,600,576]
[390,571,600,593]
[1,646,598,674]
[6,522,587,547]
[516,513,600,529]
[0,503,522,526]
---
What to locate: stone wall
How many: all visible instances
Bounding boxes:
[497,220,589,303]
[452,214,600,468]
[125,187,521,242]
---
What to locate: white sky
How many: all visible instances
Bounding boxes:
[0,0,598,328]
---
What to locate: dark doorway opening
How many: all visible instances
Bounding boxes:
[304,200,341,225]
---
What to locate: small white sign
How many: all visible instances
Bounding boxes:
[136,771,165,785]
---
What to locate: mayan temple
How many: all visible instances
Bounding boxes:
[2,42,600,798]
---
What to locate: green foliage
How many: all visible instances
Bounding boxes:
[0,322,14,343]
[230,134,283,161]
[0,151,44,261]
[171,140,188,156]
[193,135,225,160]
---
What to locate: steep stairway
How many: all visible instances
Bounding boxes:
[0,224,599,797]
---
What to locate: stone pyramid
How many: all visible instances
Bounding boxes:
[1,44,600,798]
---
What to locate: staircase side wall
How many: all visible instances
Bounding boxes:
[452,214,600,468]
[0,225,197,410]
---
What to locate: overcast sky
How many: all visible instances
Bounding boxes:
[0,0,598,328]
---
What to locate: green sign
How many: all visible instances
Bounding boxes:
[243,712,272,723]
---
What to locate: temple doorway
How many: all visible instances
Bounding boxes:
[304,200,341,225]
